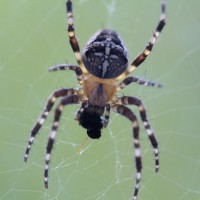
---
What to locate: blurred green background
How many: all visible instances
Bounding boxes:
[1,0,200,200]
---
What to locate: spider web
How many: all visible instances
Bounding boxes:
[0,0,200,200]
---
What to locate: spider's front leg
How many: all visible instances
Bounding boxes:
[44,95,81,188]
[116,96,159,172]
[112,104,142,200]
[24,88,78,162]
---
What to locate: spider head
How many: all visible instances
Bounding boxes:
[79,105,104,139]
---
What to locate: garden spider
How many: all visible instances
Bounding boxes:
[24,0,166,199]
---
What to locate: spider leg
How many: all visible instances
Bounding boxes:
[116,96,159,172]
[49,64,84,85]
[111,104,141,200]
[66,0,88,75]
[116,76,162,92]
[116,0,166,80]
[44,95,80,188]
[24,88,78,162]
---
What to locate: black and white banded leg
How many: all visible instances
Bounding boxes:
[116,96,159,172]
[116,0,166,80]
[24,88,78,162]
[49,64,84,85]
[116,76,162,92]
[44,95,81,188]
[66,0,88,75]
[112,105,142,200]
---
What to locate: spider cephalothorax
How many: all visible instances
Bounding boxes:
[24,0,166,199]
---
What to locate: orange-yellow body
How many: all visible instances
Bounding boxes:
[82,75,117,107]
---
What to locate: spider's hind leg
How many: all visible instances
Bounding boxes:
[66,0,88,75]
[116,0,166,81]
[44,95,81,188]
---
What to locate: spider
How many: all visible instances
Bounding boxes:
[24,0,166,199]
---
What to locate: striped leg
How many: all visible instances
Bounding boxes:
[112,105,141,200]
[49,64,84,85]
[66,0,88,75]
[116,96,159,172]
[24,88,78,162]
[116,76,162,92]
[116,0,166,80]
[44,95,80,188]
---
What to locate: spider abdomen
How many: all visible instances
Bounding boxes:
[82,29,128,79]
